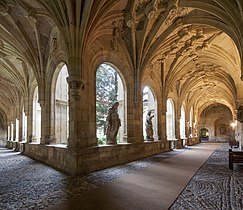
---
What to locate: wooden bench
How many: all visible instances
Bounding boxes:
[229,149,243,170]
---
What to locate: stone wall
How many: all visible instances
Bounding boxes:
[198,104,232,142]
[21,141,166,175]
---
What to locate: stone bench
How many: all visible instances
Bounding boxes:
[229,149,243,170]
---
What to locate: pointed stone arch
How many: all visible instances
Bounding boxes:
[53,64,69,144]
[166,98,175,140]
[143,86,158,141]
[96,63,127,144]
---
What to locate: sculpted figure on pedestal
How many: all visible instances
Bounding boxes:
[146,110,154,141]
[106,102,121,144]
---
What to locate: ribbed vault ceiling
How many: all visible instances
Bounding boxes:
[0,0,242,119]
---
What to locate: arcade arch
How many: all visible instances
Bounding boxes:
[96,63,126,145]
[143,86,158,141]
[166,98,175,140]
[54,65,69,144]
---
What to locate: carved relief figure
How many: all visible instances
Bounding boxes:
[145,110,154,141]
[106,102,121,144]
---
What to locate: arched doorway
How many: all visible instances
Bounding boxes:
[199,128,209,142]
[96,63,126,145]
[143,86,157,141]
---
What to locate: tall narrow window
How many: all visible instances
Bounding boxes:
[96,63,126,145]
[166,98,175,140]
[55,65,69,144]
[33,86,41,143]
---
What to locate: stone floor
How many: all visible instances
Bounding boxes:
[0,146,183,210]
[1,144,242,210]
[170,144,243,210]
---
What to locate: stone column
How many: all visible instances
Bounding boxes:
[39,99,46,145]
[175,116,182,148]
[67,76,96,151]
[38,97,56,145]
[12,120,16,142]
[236,106,243,149]
[6,122,11,148]
[42,86,56,145]
[127,100,143,144]
[185,113,190,145]
[160,99,167,149]
[18,112,23,143]
[7,122,10,141]
[191,117,195,139]
[240,123,243,150]
[26,104,33,143]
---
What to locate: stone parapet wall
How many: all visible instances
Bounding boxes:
[187,137,200,146]
[22,143,76,175]
[20,141,166,175]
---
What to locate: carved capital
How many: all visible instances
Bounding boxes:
[68,80,84,90]
[67,77,85,101]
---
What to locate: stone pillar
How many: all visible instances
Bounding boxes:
[240,123,243,150]
[38,98,56,145]
[127,100,143,144]
[12,120,16,142]
[39,99,46,145]
[185,113,190,145]
[67,76,96,151]
[7,122,10,141]
[18,113,23,142]
[191,116,195,138]
[237,106,243,149]
[43,88,56,145]
[26,106,33,143]
[160,99,167,148]
[175,116,182,148]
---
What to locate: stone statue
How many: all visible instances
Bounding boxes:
[145,110,154,141]
[106,102,121,144]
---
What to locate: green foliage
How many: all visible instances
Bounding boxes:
[96,64,118,141]
[97,137,106,145]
